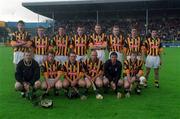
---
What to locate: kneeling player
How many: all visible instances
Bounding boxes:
[62,51,87,100]
[41,51,63,96]
[84,50,104,99]
[104,52,123,99]
[123,51,144,97]
[15,50,41,99]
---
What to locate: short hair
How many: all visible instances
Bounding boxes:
[58,25,65,29]
[68,51,76,56]
[130,51,138,55]
[110,52,118,57]
[95,24,101,27]
[17,20,24,25]
[113,25,119,29]
[37,26,45,29]
[47,49,55,56]
[151,27,158,32]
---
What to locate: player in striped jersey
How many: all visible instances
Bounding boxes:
[71,26,89,61]
[41,50,63,95]
[124,27,143,60]
[52,26,70,63]
[89,24,107,62]
[83,50,104,99]
[32,26,50,65]
[62,51,87,99]
[10,20,32,66]
[144,28,163,88]
[123,51,144,97]
[108,25,124,62]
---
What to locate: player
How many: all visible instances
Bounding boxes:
[144,28,163,88]
[32,26,50,65]
[62,51,87,100]
[123,51,144,97]
[89,24,107,62]
[124,27,143,60]
[71,25,89,61]
[108,25,124,62]
[83,50,104,99]
[10,20,32,68]
[104,52,123,99]
[15,49,41,98]
[52,26,70,63]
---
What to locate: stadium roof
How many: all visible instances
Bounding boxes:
[22,0,180,20]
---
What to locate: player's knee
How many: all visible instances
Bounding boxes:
[63,80,69,88]
[124,81,130,89]
[118,80,123,87]
[55,81,62,90]
[78,80,86,88]
[103,77,109,86]
[95,79,103,88]
[15,82,23,91]
[85,79,91,88]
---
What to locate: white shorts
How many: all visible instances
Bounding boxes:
[96,50,105,62]
[145,55,160,69]
[55,55,68,63]
[76,55,87,61]
[127,55,141,60]
[13,51,24,64]
[109,51,123,63]
[34,55,47,65]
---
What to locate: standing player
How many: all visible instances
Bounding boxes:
[124,27,143,60]
[103,52,123,99]
[52,26,70,63]
[144,28,163,88]
[71,26,89,61]
[89,24,107,62]
[62,51,87,100]
[32,26,50,65]
[108,25,124,62]
[10,20,32,68]
[83,50,104,99]
[41,51,63,95]
[123,51,144,97]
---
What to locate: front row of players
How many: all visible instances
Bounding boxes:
[15,49,147,100]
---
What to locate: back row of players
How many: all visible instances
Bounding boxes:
[11,20,163,99]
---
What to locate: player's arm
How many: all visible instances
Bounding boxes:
[22,33,32,48]
[104,61,112,80]
[123,38,128,59]
[10,33,26,47]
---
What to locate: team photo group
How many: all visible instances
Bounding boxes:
[10,20,163,106]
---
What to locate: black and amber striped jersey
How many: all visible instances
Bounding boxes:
[62,61,84,81]
[71,34,89,56]
[144,37,163,56]
[124,36,142,55]
[108,34,124,52]
[84,58,103,77]
[123,59,143,77]
[89,33,107,49]
[41,60,62,79]
[52,34,70,56]
[32,36,50,55]
[11,31,31,52]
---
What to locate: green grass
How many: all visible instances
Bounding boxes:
[0,46,180,119]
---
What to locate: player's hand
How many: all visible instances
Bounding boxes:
[110,81,116,90]
[23,82,30,91]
